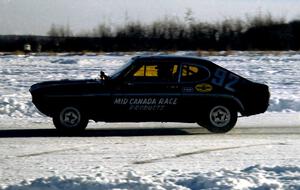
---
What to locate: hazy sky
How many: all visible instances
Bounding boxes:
[0,0,300,35]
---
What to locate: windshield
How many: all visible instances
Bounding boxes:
[110,59,133,79]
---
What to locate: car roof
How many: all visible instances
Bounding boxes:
[132,55,212,64]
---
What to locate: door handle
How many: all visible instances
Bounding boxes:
[169,85,179,89]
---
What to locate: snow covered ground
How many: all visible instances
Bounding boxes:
[0,118,300,190]
[0,52,300,189]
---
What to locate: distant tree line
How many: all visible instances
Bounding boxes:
[1,14,300,52]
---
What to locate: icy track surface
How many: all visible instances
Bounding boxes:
[0,51,300,189]
[0,120,300,190]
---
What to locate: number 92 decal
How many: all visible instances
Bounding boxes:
[211,68,240,92]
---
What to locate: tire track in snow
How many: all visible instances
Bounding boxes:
[132,143,288,164]
[16,147,80,158]
[15,144,95,158]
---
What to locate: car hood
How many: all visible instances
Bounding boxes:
[29,79,103,93]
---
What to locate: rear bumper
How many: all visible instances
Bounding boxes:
[241,83,270,116]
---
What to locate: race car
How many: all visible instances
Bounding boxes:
[30,55,270,133]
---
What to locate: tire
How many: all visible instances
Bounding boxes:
[53,106,88,134]
[199,104,237,133]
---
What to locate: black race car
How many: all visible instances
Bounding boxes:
[30,56,270,133]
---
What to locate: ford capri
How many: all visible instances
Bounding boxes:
[30,56,270,133]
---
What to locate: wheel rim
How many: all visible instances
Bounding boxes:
[59,107,81,128]
[209,105,231,128]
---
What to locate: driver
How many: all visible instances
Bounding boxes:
[157,65,173,81]
[100,71,108,80]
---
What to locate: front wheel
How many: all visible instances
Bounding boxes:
[53,106,88,134]
[199,105,237,133]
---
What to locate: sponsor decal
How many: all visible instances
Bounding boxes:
[114,97,178,111]
[195,83,213,93]
[129,105,165,111]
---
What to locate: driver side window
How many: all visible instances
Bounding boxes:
[130,62,179,82]
[134,65,158,77]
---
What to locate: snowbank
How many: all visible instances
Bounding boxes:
[269,97,300,112]
[2,165,300,190]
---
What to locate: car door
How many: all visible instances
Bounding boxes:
[179,62,212,119]
[111,60,182,121]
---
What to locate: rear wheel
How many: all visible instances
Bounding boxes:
[53,106,88,134]
[199,105,237,133]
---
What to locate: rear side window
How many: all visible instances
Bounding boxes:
[181,64,210,82]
